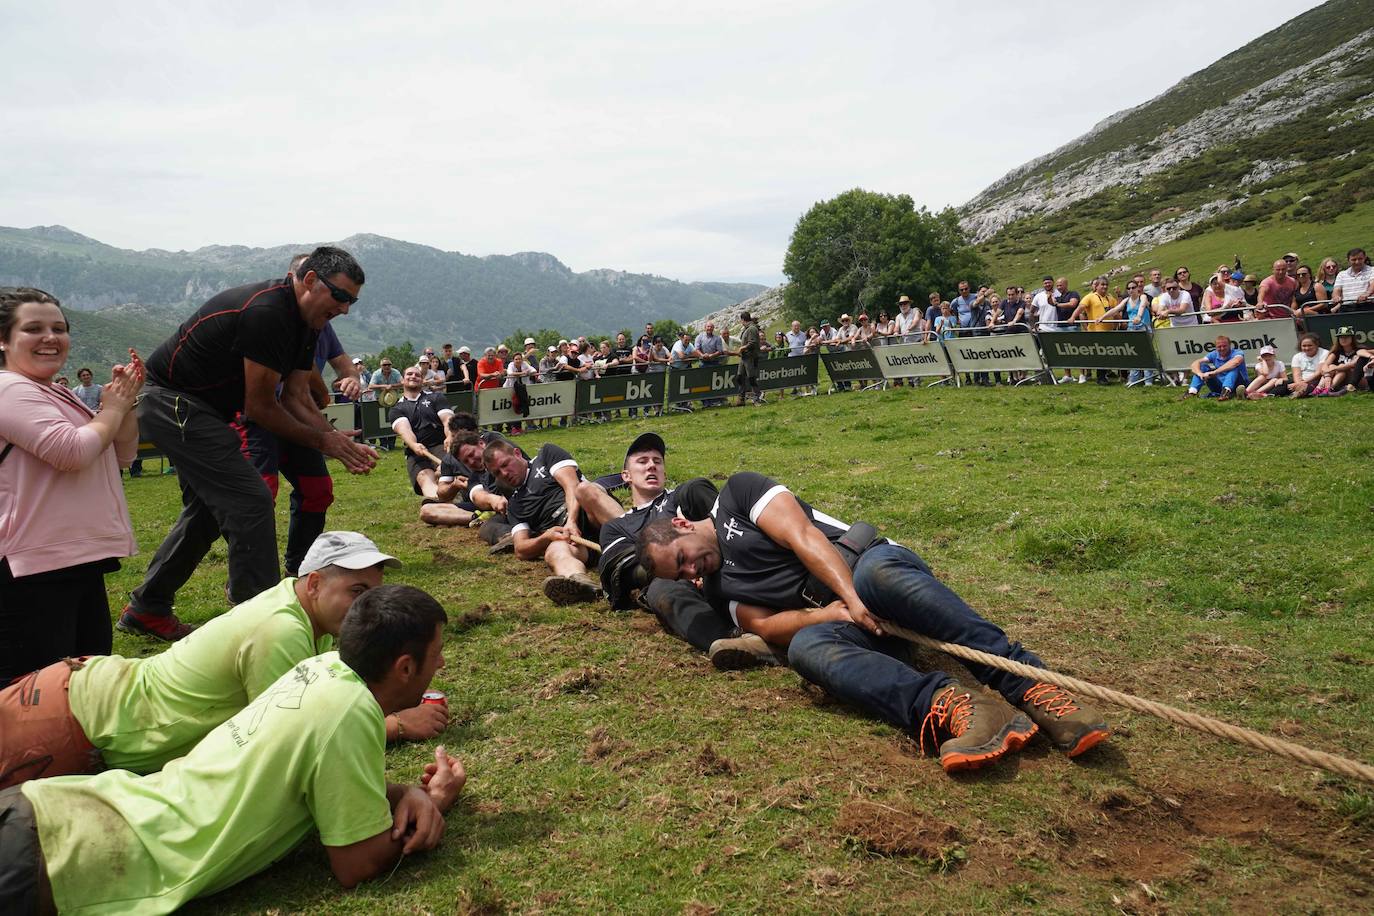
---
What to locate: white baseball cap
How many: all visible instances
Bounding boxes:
[299,532,402,576]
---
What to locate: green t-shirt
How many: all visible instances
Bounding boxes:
[69,577,333,773]
[24,651,390,915]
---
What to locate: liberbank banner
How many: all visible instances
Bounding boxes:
[1304,312,1374,348]
[667,364,739,404]
[477,380,578,425]
[757,354,819,390]
[1151,319,1299,372]
[943,333,1044,375]
[575,373,666,412]
[820,349,884,383]
[874,341,952,379]
[1040,331,1158,370]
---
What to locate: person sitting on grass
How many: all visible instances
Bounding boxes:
[1245,345,1288,399]
[1182,335,1247,401]
[482,438,602,604]
[1288,333,1330,399]
[0,584,463,914]
[635,472,1110,774]
[0,532,445,793]
[1315,327,1371,395]
[388,364,454,502]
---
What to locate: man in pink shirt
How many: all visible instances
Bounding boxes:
[1256,259,1297,317]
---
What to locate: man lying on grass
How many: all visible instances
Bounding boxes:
[0,532,444,791]
[636,472,1110,773]
[0,584,464,914]
[482,438,602,604]
[421,421,522,553]
[580,432,777,670]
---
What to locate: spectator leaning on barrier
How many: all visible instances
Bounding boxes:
[1158,277,1198,327]
[1287,333,1328,398]
[786,320,808,356]
[1183,334,1247,401]
[1332,247,1372,311]
[475,347,504,391]
[1292,264,1328,317]
[1144,268,1164,301]
[1105,278,1157,387]
[670,330,697,370]
[897,294,923,340]
[1202,272,1245,323]
[1257,259,1297,317]
[1317,256,1339,297]
[1079,277,1117,385]
[1246,345,1288,399]
[1175,267,1205,313]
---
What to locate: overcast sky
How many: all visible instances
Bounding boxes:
[2,0,1320,284]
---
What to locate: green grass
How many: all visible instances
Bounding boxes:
[106,386,1372,913]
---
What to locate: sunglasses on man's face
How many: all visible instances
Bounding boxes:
[315,274,359,305]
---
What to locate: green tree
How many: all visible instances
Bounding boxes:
[501,328,565,355]
[362,341,418,372]
[782,188,987,327]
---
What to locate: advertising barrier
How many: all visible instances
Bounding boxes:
[575,373,667,413]
[444,390,476,417]
[476,380,578,425]
[820,349,884,384]
[667,364,740,404]
[1040,331,1159,371]
[1151,318,1299,372]
[943,332,1044,378]
[1304,311,1374,348]
[873,340,953,380]
[757,354,819,390]
[357,401,390,441]
[321,403,355,431]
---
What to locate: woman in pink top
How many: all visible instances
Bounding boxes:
[0,288,144,684]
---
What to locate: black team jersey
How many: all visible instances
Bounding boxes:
[386,391,451,457]
[480,442,580,536]
[144,278,317,421]
[705,472,851,613]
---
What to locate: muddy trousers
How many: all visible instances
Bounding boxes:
[642,579,734,652]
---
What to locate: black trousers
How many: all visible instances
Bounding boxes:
[234,417,334,576]
[642,579,734,652]
[130,386,278,617]
[0,559,114,686]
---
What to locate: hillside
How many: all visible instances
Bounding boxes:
[963,0,1374,287]
[0,226,765,364]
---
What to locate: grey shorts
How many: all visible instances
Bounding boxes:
[0,785,44,916]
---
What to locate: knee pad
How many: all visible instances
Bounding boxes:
[296,475,334,513]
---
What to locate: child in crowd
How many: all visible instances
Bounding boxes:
[1245,345,1287,399]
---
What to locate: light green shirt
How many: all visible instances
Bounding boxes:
[25,651,391,915]
[69,577,332,773]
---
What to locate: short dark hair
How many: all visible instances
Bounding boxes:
[299,246,365,286]
[449,429,482,457]
[1349,247,1367,258]
[1300,332,1321,346]
[447,412,479,434]
[0,287,65,368]
[483,437,520,465]
[338,584,447,683]
[77,366,93,377]
[635,517,687,579]
[287,252,311,274]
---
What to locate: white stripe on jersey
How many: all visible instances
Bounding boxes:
[749,485,789,524]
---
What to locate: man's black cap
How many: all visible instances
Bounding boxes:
[624,432,666,467]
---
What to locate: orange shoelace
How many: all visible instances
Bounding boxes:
[1022,682,1080,718]
[919,685,975,755]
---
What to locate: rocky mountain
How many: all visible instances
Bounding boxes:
[689,284,787,336]
[962,0,1374,277]
[0,226,765,362]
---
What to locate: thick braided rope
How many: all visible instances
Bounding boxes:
[882,621,1374,785]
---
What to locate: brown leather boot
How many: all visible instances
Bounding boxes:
[920,683,1037,774]
[1018,682,1110,757]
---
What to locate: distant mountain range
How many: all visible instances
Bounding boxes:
[962,0,1374,281]
[0,225,764,369]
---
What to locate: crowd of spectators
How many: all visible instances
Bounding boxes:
[341,246,1371,409]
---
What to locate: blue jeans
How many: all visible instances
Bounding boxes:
[787,544,1044,733]
[1188,366,1247,394]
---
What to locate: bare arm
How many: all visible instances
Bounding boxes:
[245,360,377,474]
[735,600,852,648]
[328,353,362,400]
[391,417,441,467]
[554,464,583,537]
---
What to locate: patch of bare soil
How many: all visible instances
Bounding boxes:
[582,725,626,763]
[537,667,604,699]
[834,800,966,869]
[694,742,738,777]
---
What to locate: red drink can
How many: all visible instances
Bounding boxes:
[422,690,447,707]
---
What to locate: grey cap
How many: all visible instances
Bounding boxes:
[299,531,402,576]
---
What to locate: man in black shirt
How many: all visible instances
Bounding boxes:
[420,426,519,546]
[481,439,600,605]
[589,433,776,670]
[387,364,454,500]
[636,472,1110,774]
[119,246,378,641]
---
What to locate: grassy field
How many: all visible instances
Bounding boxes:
[106,385,1372,914]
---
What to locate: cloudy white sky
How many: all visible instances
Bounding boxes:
[3,0,1320,284]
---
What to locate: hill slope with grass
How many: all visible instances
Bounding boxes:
[108,386,1370,913]
[0,225,764,360]
[964,0,1374,287]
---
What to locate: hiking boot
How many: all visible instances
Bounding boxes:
[707,632,784,671]
[543,573,601,605]
[1018,683,1111,757]
[116,606,195,642]
[919,682,1037,774]
[488,534,515,555]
